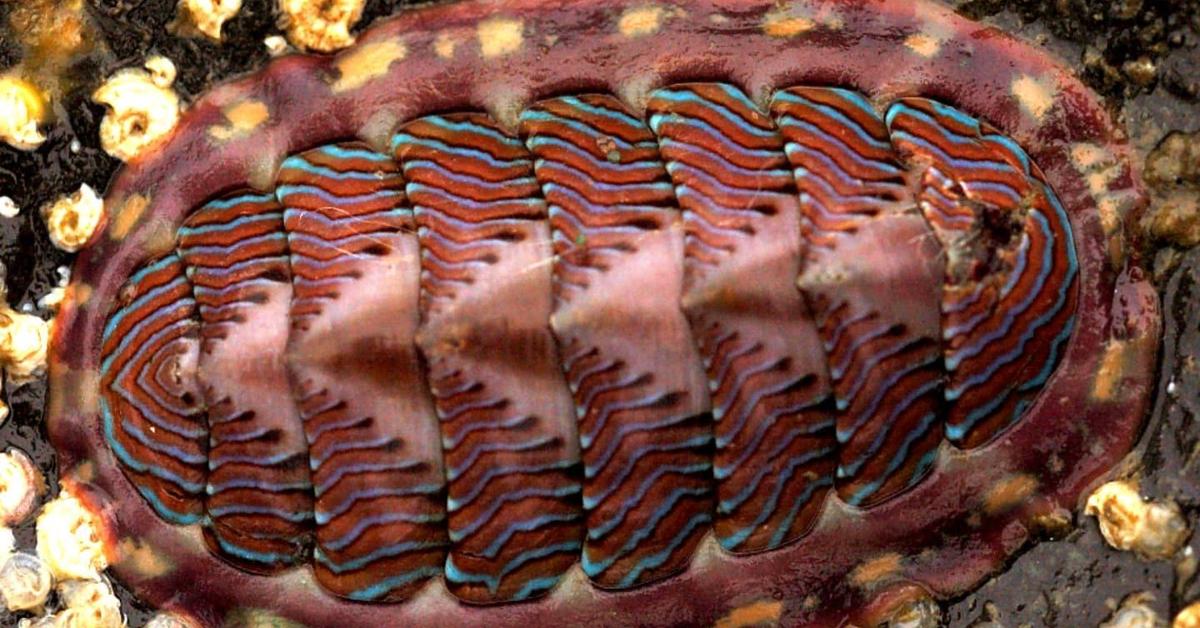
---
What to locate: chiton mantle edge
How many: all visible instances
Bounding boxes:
[46,0,1160,626]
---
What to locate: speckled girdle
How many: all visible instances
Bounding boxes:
[46,0,1159,626]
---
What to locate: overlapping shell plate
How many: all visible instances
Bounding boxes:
[45,0,1160,626]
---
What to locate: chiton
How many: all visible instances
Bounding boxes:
[47,0,1160,625]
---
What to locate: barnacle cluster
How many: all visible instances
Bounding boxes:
[0,449,52,616]
[0,485,109,617]
[0,486,123,624]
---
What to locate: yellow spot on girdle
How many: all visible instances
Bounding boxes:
[1072,142,1119,184]
[619,5,667,38]
[143,215,180,259]
[118,536,173,579]
[72,460,96,485]
[46,367,98,420]
[226,609,305,628]
[982,474,1039,516]
[208,99,269,141]
[65,282,92,308]
[478,17,524,58]
[434,32,458,59]
[1093,339,1134,402]
[850,553,902,589]
[714,599,784,628]
[762,4,841,38]
[330,40,407,93]
[108,194,149,242]
[905,2,955,60]
[1074,142,1125,234]
[1069,141,1137,267]
[762,11,814,38]
[905,33,942,58]
[1012,74,1056,121]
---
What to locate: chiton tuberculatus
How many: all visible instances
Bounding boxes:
[46,0,1161,625]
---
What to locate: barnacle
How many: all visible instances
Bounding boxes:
[170,0,243,41]
[278,0,365,52]
[0,305,51,389]
[0,197,19,219]
[0,75,47,151]
[0,449,46,526]
[41,184,104,253]
[55,578,124,628]
[92,58,182,162]
[1086,480,1190,560]
[0,552,53,612]
[35,490,108,582]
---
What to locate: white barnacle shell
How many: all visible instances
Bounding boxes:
[171,0,242,41]
[0,526,13,560]
[0,197,19,219]
[55,577,124,628]
[1086,480,1190,561]
[0,305,51,387]
[1099,592,1164,628]
[144,611,202,628]
[92,58,182,162]
[40,184,104,253]
[0,552,53,612]
[278,0,365,52]
[0,75,47,151]
[0,448,46,526]
[36,489,108,582]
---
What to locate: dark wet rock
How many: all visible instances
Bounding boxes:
[1142,131,1200,248]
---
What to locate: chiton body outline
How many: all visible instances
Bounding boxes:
[47,0,1160,625]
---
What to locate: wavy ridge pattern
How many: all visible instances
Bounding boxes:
[98,83,1080,605]
[177,192,314,572]
[885,98,1079,449]
[647,84,836,552]
[519,95,714,589]
[100,254,207,524]
[277,143,447,601]
[394,114,582,603]
[771,87,946,508]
